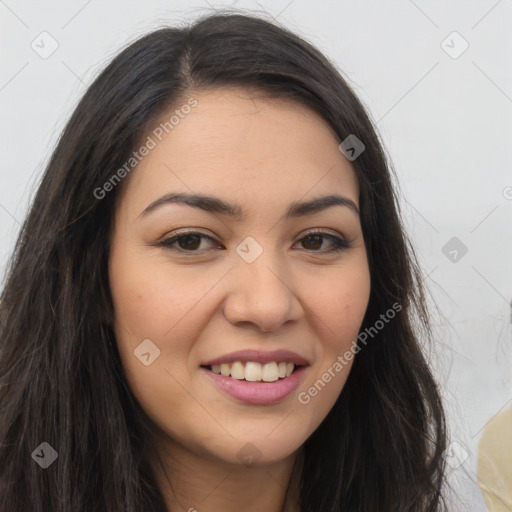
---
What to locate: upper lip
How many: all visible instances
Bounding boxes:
[201,349,310,366]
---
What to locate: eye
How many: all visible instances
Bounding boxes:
[157,231,220,252]
[156,229,351,254]
[295,229,351,253]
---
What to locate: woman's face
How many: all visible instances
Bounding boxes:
[109,87,371,467]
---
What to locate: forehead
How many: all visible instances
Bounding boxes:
[119,87,360,217]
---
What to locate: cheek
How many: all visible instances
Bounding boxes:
[310,262,371,348]
[297,263,370,420]
[108,252,199,438]
[109,251,199,343]
[108,248,221,386]
[108,248,184,390]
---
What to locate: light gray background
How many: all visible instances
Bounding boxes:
[1,1,511,510]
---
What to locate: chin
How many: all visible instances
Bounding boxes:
[209,436,303,468]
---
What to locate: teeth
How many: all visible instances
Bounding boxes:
[230,361,245,380]
[208,361,298,381]
[262,362,279,382]
[245,362,262,382]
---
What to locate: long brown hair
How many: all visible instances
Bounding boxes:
[0,11,447,511]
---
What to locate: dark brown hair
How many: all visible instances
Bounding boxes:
[0,11,447,511]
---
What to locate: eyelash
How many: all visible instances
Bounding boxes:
[156,229,351,254]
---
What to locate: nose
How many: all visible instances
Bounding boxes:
[223,248,302,333]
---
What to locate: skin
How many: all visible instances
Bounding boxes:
[108,87,371,512]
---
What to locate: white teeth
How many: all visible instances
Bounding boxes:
[244,362,261,382]
[245,362,262,382]
[230,361,245,380]
[207,360,298,381]
[262,362,279,382]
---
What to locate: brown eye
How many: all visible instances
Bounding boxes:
[158,232,219,252]
[300,234,323,250]
[175,234,201,251]
[296,232,350,253]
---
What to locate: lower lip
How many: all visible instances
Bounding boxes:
[201,365,308,405]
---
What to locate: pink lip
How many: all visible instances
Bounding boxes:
[201,349,309,366]
[201,365,308,405]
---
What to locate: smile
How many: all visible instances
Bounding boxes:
[200,363,308,404]
[204,361,298,382]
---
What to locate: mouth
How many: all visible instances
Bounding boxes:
[200,361,304,382]
[199,349,310,404]
[200,362,308,404]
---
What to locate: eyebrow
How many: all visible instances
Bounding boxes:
[138,192,360,221]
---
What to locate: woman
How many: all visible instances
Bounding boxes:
[0,11,447,512]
